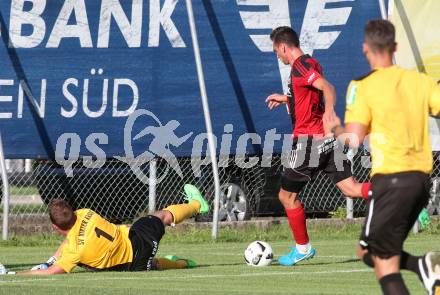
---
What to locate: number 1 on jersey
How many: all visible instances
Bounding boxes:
[95,227,114,242]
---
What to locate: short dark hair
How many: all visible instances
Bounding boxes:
[364,19,396,54]
[270,26,300,47]
[49,199,77,230]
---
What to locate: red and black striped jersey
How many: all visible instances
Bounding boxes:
[286,54,325,137]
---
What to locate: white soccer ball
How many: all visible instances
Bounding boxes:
[244,241,273,267]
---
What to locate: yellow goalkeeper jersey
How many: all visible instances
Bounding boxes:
[55,209,133,272]
[344,65,440,176]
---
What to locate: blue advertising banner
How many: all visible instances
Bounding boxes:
[0,0,381,159]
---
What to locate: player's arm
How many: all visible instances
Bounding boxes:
[330,122,368,148]
[26,238,79,275]
[299,62,336,123]
[19,265,66,276]
[428,79,440,116]
[30,239,68,271]
[312,77,336,109]
[324,81,371,148]
[312,77,337,122]
[266,93,288,110]
[53,239,68,258]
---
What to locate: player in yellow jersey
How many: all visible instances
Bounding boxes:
[324,20,440,295]
[14,184,209,275]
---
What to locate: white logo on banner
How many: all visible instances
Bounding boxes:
[300,0,354,56]
[116,109,193,184]
[8,0,185,48]
[237,0,292,94]
[54,109,379,183]
[238,0,354,92]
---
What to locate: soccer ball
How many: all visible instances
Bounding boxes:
[244,241,273,267]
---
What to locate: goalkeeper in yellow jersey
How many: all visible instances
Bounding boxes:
[15,184,208,275]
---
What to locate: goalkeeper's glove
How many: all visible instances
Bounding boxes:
[31,256,57,271]
[0,263,15,275]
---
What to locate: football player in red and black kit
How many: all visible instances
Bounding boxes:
[266,26,370,266]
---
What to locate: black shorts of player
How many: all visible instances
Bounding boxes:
[359,171,430,258]
[281,136,352,193]
[128,215,165,271]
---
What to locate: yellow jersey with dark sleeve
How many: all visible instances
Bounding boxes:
[344,65,440,176]
[54,209,133,272]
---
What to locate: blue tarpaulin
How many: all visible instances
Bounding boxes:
[0,0,380,158]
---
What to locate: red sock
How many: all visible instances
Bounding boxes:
[285,205,309,245]
[361,183,372,199]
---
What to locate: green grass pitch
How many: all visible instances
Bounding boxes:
[0,222,439,295]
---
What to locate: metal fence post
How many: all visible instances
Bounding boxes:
[346,149,355,219]
[149,158,157,213]
[25,159,32,173]
[412,220,419,234]
[346,198,354,219]
[185,0,221,239]
[0,133,10,240]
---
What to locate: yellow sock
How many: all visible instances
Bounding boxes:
[164,201,200,224]
[156,258,187,270]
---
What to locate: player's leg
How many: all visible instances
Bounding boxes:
[335,176,371,199]
[358,238,439,294]
[358,172,435,294]
[154,255,197,270]
[159,184,209,226]
[148,183,210,227]
[148,184,206,270]
[359,251,415,294]
[278,187,316,266]
[128,184,208,272]
[398,174,440,295]
[279,188,309,249]
[358,233,440,293]
[357,174,409,294]
[278,138,315,266]
[373,256,409,295]
[323,140,370,199]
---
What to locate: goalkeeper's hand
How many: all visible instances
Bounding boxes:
[0,263,15,275]
[31,256,57,271]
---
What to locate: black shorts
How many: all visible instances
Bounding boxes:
[359,172,430,258]
[281,136,352,193]
[128,215,165,271]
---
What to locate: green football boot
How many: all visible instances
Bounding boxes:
[183,184,209,215]
[418,208,430,230]
[164,255,198,268]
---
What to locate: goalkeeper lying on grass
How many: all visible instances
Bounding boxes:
[1,184,208,275]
